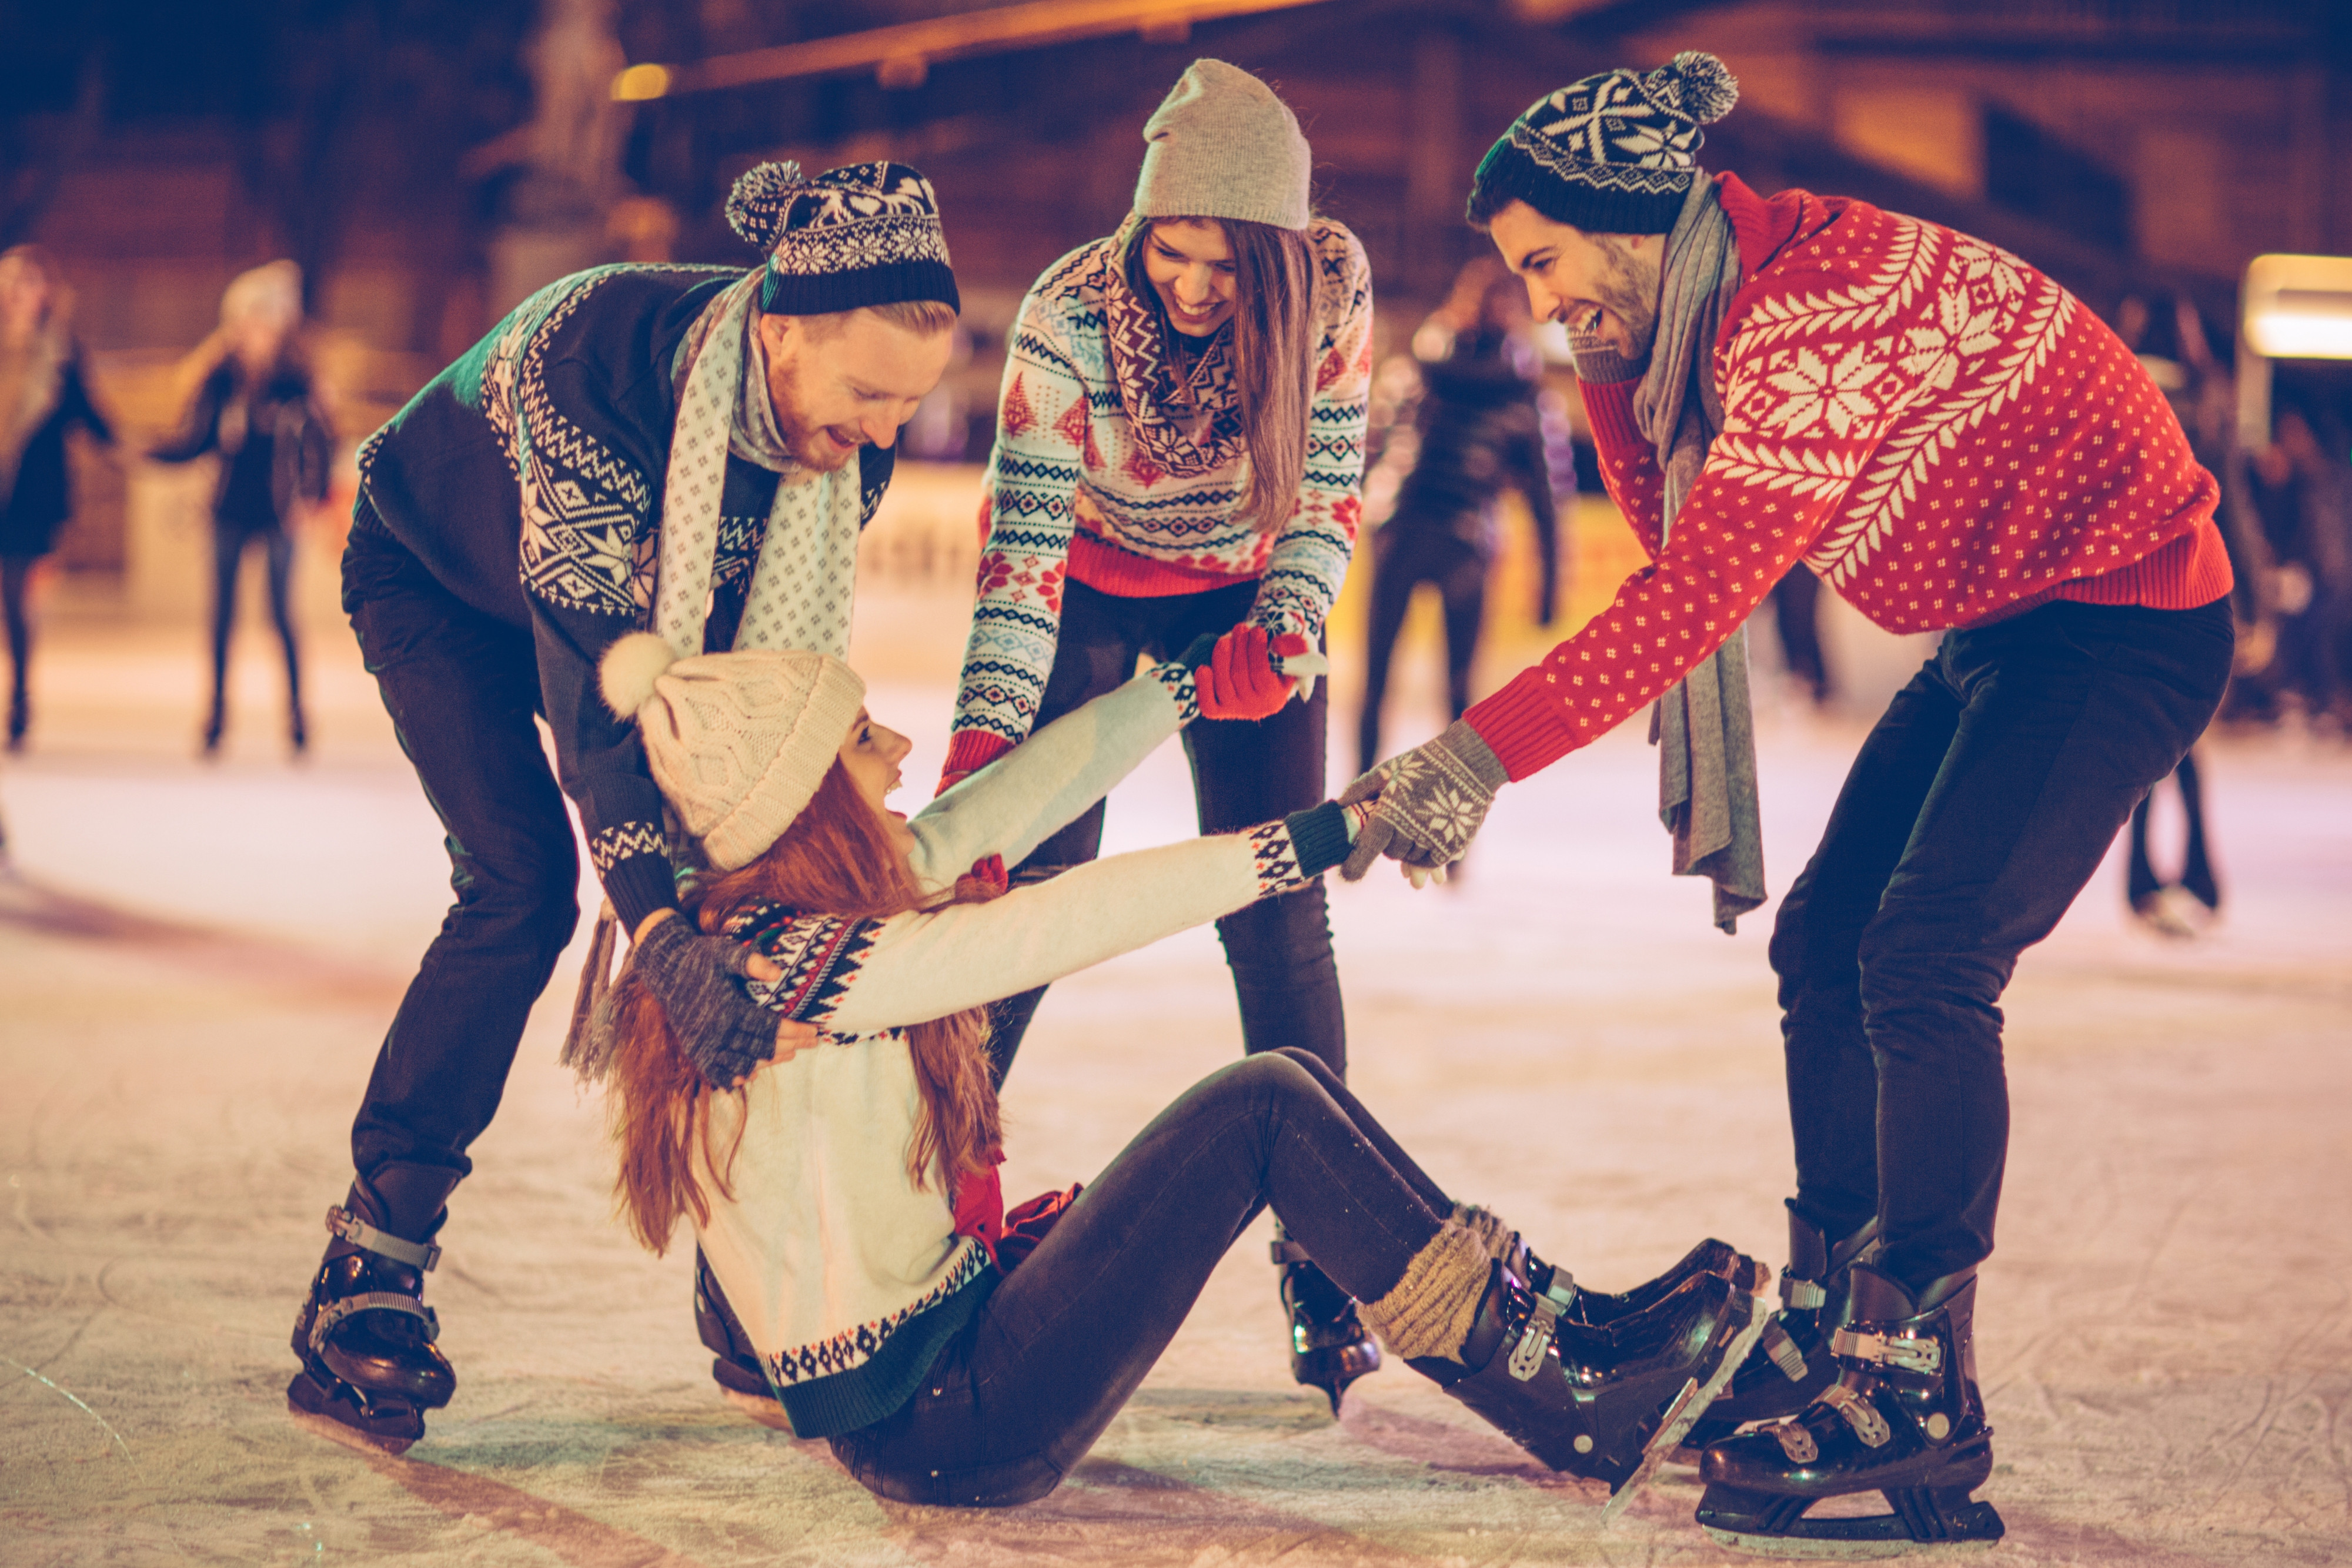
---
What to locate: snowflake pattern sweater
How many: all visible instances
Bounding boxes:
[354,266,896,931]
[696,667,1355,1438]
[943,220,1374,780]
[1463,175,2233,780]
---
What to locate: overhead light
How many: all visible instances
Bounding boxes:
[2243,253,2352,360]
[612,63,673,102]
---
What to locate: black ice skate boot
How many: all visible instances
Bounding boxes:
[1272,1229,1382,1416]
[1695,1264,2003,1556]
[1683,1206,1879,1450]
[1402,1258,1765,1517]
[1453,1204,1768,1336]
[694,1247,791,1430]
[286,1189,455,1455]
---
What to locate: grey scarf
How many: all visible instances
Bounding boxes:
[1632,178,1765,934]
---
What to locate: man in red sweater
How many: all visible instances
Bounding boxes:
[1342,52,2233,1555]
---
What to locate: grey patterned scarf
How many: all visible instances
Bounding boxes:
[1632,177,1765,934]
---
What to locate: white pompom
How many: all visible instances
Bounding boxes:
[599,632,680,720]
[1664,51,1738,125]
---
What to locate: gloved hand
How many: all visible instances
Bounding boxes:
[1195,626,1315,721]
[630,913,800,1089]
[1338,719,1510,882]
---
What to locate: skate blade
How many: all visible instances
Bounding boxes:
[721,1386,796,1432]
[1602,1300,1772,1525]
[286,1398,419,1457]
[1700,1524,1999,1560]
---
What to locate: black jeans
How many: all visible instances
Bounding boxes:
[1772,597,2233,1293]
[829,1049,1448,1506]
[1357,524,1488,776]
[209,518,301,723]
[339,509,582,1239]
[985,578,1346,1084]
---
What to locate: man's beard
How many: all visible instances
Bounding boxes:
[1594,238,1662,364]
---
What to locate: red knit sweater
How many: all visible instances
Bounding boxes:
[1464,174,2233,780]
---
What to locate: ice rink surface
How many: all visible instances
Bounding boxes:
[4,597,2348,1567]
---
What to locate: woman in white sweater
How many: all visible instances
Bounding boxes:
[588,629,1765,1510]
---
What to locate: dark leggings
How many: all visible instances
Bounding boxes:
[828,1049,1450,1506]
[984,578,1346,1084]
[209,519,302,723]
[2126,749,2217,910]
[1772,598,2233,1293]
[4,556,32,706]
[1357,524,1487,776]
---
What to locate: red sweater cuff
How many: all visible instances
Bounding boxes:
[1463,669,1581,781]
[1579,379,1646,455]
[940,730,1013,789]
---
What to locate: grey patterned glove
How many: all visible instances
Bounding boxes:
[630,914,778,1090]
[1338,720,1509,881]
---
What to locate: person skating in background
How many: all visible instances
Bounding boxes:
[0,245,118,753]
[151,262,333,757]
[2232,403,2350,729]
[285,161,959,1456]
[1765,564,1832,707]
[586,630,1766,1511]
[1356,256,1562,779]
[940,60,1378,1409]
[1344,53,2233,1554]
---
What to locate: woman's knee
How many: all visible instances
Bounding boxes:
[1215,884,1334,968]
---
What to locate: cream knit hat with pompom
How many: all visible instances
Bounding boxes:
[599,632,867,871]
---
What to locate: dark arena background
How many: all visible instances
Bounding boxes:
[2,2,2348,1563]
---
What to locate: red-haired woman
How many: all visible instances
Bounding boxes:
[941,58,1375,1405]
[580,629,1761,1510]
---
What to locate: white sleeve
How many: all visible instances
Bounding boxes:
[904,667,1192,895]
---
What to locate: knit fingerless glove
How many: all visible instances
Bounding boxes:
[630,915,779,1090]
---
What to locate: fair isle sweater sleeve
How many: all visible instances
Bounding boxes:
[743,803,1351,1035]
[942,255,1095,781]
[1246,224,1374,642]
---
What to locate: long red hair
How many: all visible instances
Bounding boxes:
[608,762,1000,1255]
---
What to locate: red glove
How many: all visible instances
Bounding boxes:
[938,730,1013,794]
[1195,626,1312,721]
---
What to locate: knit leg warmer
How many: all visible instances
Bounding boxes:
[1359,1221,1492,1363]
[1452,1202,1518,1263]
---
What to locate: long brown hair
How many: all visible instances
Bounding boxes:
[1125,216,1317,532]
[608,762,1000,1255]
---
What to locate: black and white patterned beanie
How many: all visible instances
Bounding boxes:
[1469,52,1738,235]
[727,160,961,316]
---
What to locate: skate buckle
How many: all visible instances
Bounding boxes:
[1506,1292,1565,1382]
[309,1291,442,1356]
[1542,1271,1579,1315]
[1769,1417,1819,1463]
[1832,1326,1943,1375]
[1761,1319,1810,1381]
[1819,1382,1892,1447]
[1780,1275,1827,1311]
[1268,1239,1312,1265]
[327,1206,442,1272]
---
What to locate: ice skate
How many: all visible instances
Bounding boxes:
[1695,1264,2002,1557]
[695,1248,792,1430]
[1516,1234,1769,1332]
[1406,1259,1763,1513]
[1683,1208,1878,1452]
[1273,1233,1382,1415]
[285,1199,454,1456]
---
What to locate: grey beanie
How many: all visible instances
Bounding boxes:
[1133,59,1311,232]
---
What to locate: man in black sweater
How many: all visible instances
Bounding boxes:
[289,162,960,1455]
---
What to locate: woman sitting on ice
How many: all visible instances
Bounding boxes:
[582,628,1766,1509]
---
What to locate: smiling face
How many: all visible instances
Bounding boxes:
[758,308,957,473]
[836,707,917,860]
[1140,219,1238,337]
[1487,200,1663,364]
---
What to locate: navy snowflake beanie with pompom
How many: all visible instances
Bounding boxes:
[1469,52,1739,235]
[726,159,960,316]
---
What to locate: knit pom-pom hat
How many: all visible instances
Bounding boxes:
[599,632,867,872]
[726,159,960,316]
[1469,51,1738,235]
[1133,59,1312,232]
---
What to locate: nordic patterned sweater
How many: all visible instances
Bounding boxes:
[941,220,1374,781]
[1463,175,2234,780]
[353,266,896,932]
[694,667,1355,1439]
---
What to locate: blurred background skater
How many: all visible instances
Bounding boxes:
[151,260,332,758]
[1355,256,1562,780]
[1764,564,1832,708]
[940,61,1375,1411]
[0,244,117,753]
[2230,402,2350,732]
